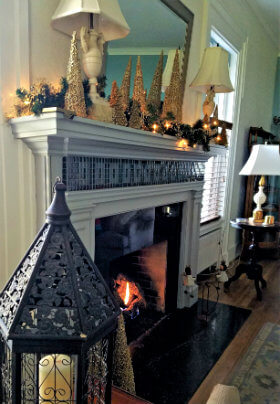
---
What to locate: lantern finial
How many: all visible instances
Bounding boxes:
[46,178,71,224]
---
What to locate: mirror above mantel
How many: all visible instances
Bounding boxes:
[104,0,194,106]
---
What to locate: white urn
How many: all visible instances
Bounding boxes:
[80,26,105,102]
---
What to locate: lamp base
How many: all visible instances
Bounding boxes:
[249,208,264,224]
[202,87,215,119]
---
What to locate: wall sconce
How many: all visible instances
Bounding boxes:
[190,46,234,120]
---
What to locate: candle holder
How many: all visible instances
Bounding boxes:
[0,180,120,403]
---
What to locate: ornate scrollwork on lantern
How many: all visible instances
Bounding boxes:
[0,225,50,331]
[0,181,119,404]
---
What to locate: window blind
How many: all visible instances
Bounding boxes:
[200,151,228,224]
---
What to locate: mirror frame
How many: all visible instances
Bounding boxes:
[161,0,194,118]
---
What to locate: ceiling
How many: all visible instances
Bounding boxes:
[246,0,280,50]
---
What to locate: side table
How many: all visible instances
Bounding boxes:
[225,220,280,300]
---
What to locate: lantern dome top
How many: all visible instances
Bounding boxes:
[0,180,119,346]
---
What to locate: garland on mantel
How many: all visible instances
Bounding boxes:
[142,104,219,151]
[11,78,219,152]
[14,77,92,117]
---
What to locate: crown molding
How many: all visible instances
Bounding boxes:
[108,47,173,56]
[244,0,280,51]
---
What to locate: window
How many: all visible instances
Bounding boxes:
[200,150,228,224]
[200,30,238,224]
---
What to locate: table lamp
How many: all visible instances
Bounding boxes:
[239,144,280,223]
[52,0,130,103]
[190,46,234,120]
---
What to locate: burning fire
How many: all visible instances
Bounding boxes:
[124,282,130,306]
[115,274,146,312]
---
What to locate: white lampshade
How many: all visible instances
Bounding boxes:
[190,47,234,93]
[162,49,183,92]
[239,145,280,176]
[51,0,130,41]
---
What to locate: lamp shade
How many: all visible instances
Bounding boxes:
[190,46,234,93]
[239,144,280,176]
[162,49,183,91]
[52,0,130,41]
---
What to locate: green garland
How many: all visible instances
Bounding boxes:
[144,104,217,152]
[15,77,92,117]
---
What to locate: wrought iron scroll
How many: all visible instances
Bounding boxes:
[13,226,116,338]
[85,338,109,404]
[0,341,12,404]
[62,156,205,192]
[0,225,50,333]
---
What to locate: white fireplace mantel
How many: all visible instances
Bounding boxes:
[11,109,209,308]
[11,109,209,160]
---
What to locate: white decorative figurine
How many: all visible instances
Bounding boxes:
[182,266,196,287]
[216,261,229,283]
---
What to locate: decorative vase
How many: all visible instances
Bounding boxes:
[80,26,105,103]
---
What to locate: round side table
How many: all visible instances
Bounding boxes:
[225,220,280,300]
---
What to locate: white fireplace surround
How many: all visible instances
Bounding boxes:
[11,109,209,309]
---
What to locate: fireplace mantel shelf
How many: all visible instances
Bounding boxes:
[10,109,210,162]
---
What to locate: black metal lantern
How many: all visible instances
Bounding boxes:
[0,180,120,404]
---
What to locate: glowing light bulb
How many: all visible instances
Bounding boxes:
[213,120,218,126]
[152,123,158,133]
[124,282,130,306]
[177,139,188,149]
[24,99,30,105]
[165,121,171,129]
[203,124,208,130]
[216,135,222,142]
[193,143,197,148]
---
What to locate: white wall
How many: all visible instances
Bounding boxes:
[0,0,278,287]
[0,0,69,289]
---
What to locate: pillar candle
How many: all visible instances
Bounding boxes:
[39,354,75,403]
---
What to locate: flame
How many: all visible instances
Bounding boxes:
[124,282,130,306]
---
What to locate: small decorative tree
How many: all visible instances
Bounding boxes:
[110,81,127,126]
[132,56,146,115]
[146,51,164,113]
[120,57,132,111]
[65,31,87,117]
[112,313,136,395]
[129,100,143,129]
[162,49,181,121]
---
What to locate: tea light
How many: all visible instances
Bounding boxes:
[152,123,158,133]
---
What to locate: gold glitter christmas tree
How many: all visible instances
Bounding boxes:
[110,80,127,126]
[146,51,163,112]
[162,49,182,121]
[64,31,87,117]
[132,56,146,114]
[129,100,143,129]
[120,57,132,111]
[112,313,136,395]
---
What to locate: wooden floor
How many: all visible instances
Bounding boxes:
[189,258,280,404]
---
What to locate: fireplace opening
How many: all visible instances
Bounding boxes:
[95,203,182,341]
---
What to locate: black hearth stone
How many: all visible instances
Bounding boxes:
[131,299,251,404]
[124,308,166,345]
